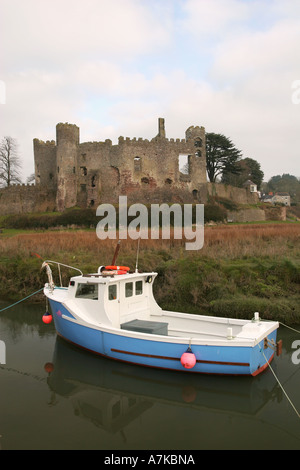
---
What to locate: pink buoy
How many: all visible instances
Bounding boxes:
[180,348,196,369]
[42,312,53,324]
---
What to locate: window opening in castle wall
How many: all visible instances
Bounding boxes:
[134,156,141,172]
[178,154,190,175]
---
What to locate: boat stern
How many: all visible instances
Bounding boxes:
[250,325,281,376]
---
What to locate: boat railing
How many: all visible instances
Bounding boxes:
[42,260,83,289]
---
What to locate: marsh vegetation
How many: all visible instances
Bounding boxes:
[0,223,299,324]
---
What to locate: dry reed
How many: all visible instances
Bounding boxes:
[0,223,299,264]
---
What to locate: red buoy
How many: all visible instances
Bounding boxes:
[180,348,196,369]
[44,362,54,373]
[42,312,53,324]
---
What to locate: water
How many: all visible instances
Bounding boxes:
[0,300,299,450]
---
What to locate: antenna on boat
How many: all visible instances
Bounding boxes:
[111,240,121,265]
[135,237,141,273]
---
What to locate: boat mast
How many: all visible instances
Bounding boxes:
[111,240,121,265]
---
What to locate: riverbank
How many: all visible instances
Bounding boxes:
[0,223,299,324]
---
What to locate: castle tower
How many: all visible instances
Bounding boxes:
[56,123,79,211]
[158,117,166,138]
[185,125,207,187]
[33,139,56,188]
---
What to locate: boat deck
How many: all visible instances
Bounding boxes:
[46,285,278,347]
[151,311,278,347]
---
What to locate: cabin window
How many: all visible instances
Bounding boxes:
[125,282,133,298]
[76,283,98,300]
[135,280,143,296]
[108,284,117,301]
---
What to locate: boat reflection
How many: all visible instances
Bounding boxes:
[45,336,283,434]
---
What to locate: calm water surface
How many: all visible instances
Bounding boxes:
[0,300,299,450]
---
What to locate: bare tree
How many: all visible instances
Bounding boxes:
[0,136,22,187]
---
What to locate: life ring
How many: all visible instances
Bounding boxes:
[105,265,130,272]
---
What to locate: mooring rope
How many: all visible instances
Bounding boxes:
[260,321,300,419]
[260,346,300,419]
[279,322,300,334]
[0,288,44,313]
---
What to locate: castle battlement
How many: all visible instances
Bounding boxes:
[33,139,56,146]
[0,183,35,189]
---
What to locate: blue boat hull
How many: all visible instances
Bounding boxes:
[49,299,276,376]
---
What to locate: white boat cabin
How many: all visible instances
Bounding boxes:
[64,270,162,330]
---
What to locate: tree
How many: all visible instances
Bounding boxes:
[0,136,22,187]
[222,157,264,189]
[243,158,264,189]
[206,133,242,183]
[266,174,300,204]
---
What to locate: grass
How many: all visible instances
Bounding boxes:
[0,223,299,324]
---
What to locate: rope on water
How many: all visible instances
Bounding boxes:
[260,346,300,419]
[0,288,44,313]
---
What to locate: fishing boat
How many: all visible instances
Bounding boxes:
[42,248,282,376]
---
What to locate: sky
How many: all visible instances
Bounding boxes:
[0,0,300,183]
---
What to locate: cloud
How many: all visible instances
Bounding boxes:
[211,20,300,83]
[181,0,249,38]
[0,0,174,175]
[1,0,171,69]
[0,0,299,183]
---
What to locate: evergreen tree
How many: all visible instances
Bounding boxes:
[206,133,242,183]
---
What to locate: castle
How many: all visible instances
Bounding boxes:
[34,118,207,211]
[0,118,259,217]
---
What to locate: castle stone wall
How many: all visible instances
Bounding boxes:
[205,182,259,205]
[0,185,56,216]
[227,208,266,223]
